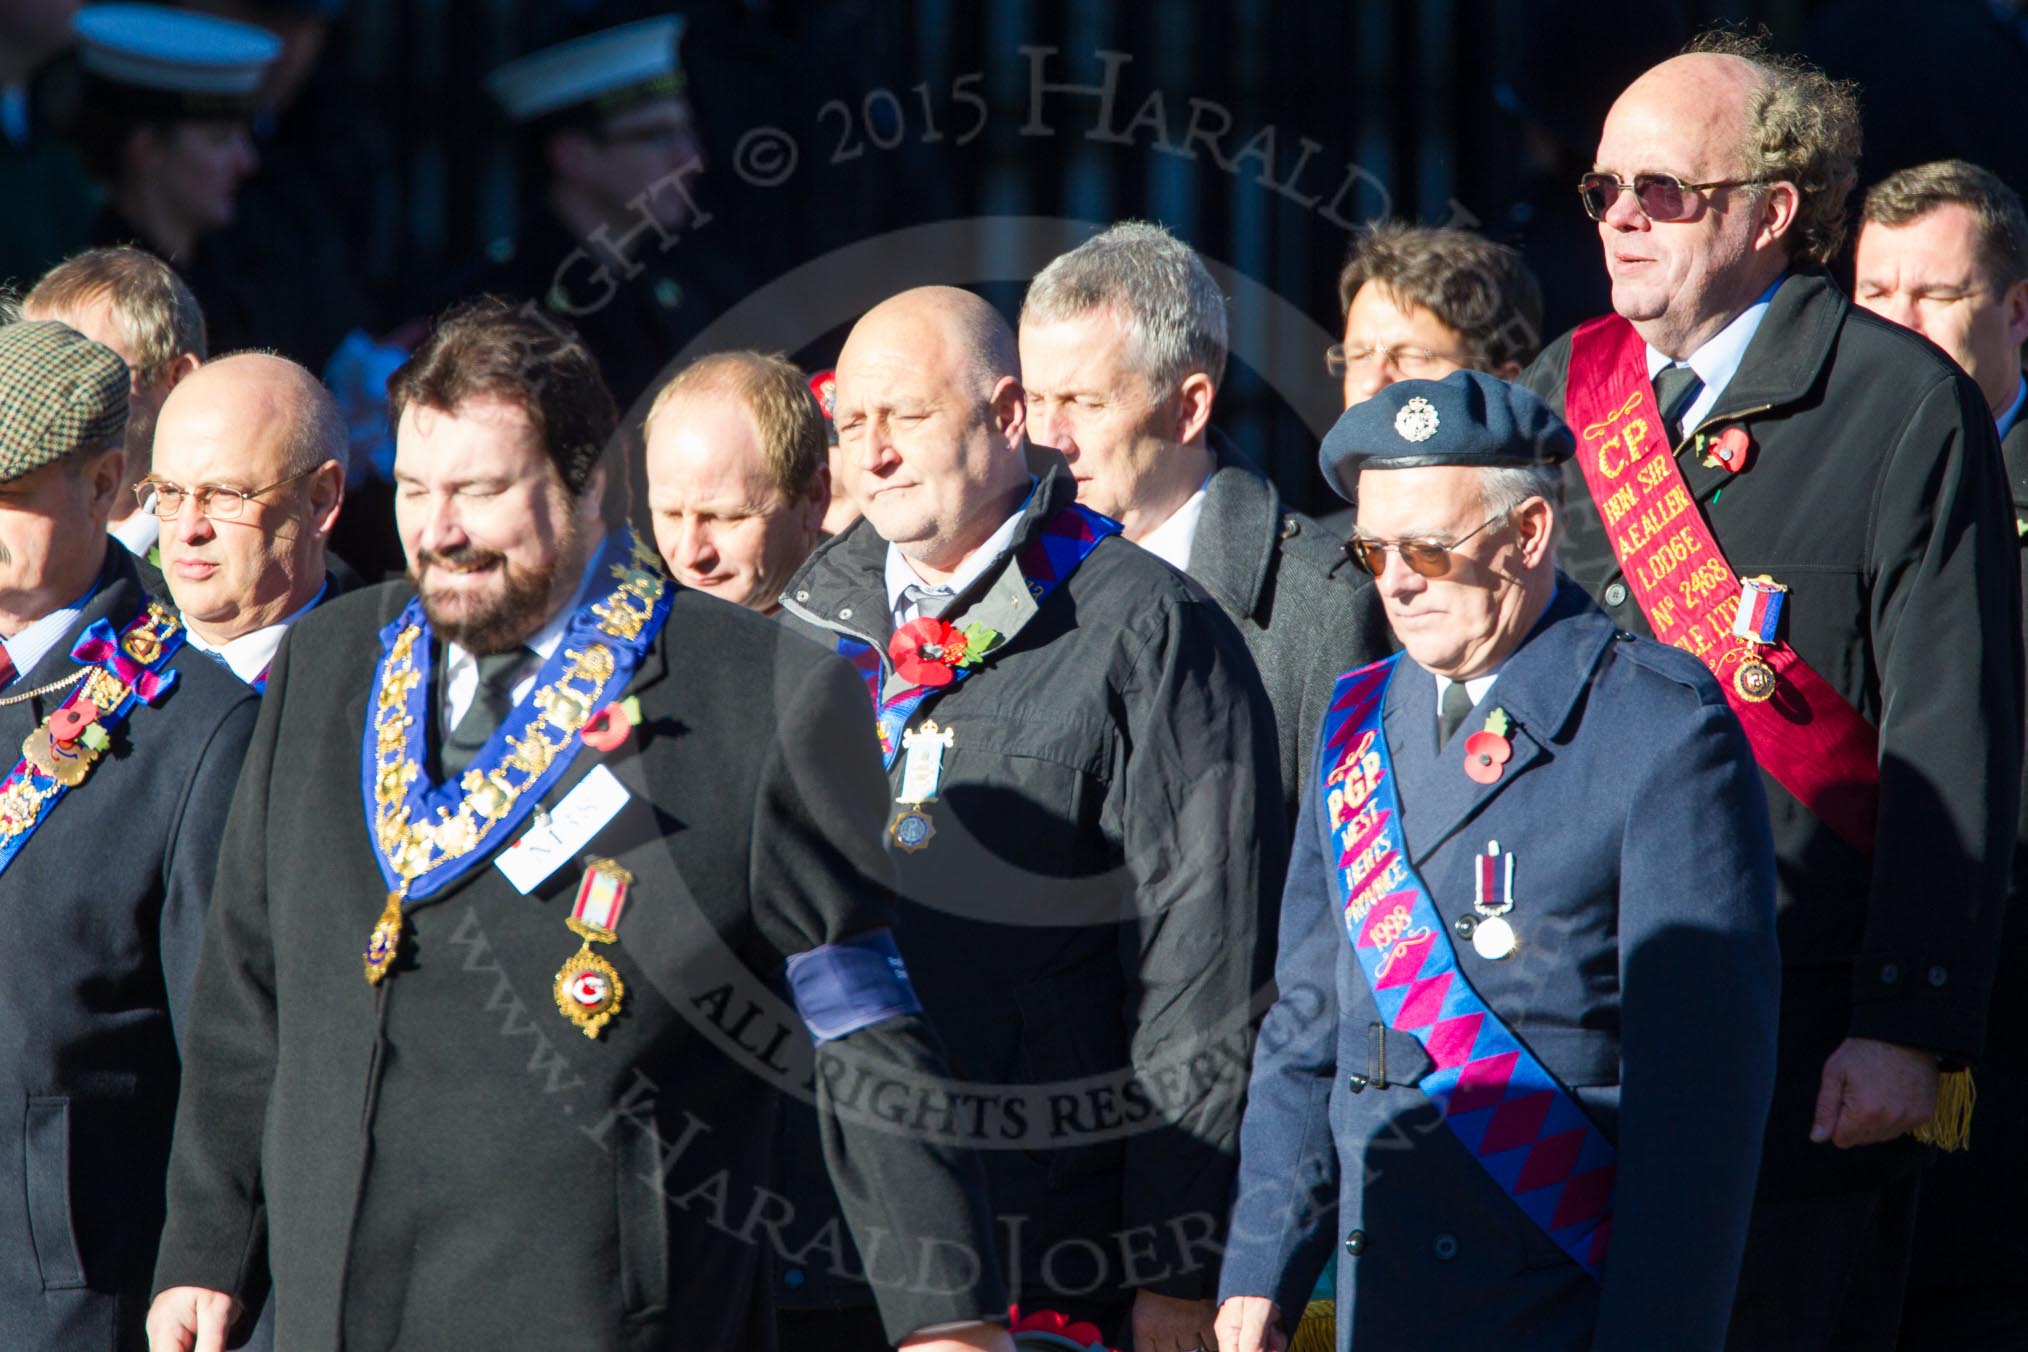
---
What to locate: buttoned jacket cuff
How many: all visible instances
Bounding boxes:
[1848,953,1986,1068]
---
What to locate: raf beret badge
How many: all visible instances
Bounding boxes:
[1394,396,1440,443]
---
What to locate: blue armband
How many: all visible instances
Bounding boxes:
[784,928,922,1043]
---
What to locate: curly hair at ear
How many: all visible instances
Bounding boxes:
[1685,27,1863,264]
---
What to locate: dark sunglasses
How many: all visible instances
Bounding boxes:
[1577,171,1767,223]
[1345,513,1509,579]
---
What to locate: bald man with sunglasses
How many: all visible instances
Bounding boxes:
[1216,371,1780,1352]
[1520,36,2022,1352]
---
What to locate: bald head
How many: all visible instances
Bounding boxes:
[163,352,348,479]
[834,287,1029,580]
[844,285,1021,395]
[1619,52,1762,138]
[1593,50,1806,356]
[152,352,347,643]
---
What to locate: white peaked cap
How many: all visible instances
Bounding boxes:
[73,3,282,97]
[486,15,687,124]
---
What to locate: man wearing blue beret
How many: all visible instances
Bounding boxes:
[1214,370,1781,1351]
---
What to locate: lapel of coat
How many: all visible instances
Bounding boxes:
[1186,432,1278,621]
[1668,269,1846,513]
[783,451,1090,703]
[1382,582,1611,866]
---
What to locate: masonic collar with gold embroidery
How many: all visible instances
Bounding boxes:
[361,528,669,902]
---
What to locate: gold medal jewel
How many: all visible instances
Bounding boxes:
[21,698,107,789]
[1733,655,1778,703]
[364,886,407,984]
[555,858,632,1038]
[1728,575,1786,704]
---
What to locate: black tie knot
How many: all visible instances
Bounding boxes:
[442,647,533,781]
[1653,362,1705,444]
[1438,679,1476,748]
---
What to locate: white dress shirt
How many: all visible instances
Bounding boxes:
[439,544,603,730]
[883,489,1031,628]
[1644,276,1783,436]
[1435,669,1503,720]
[1134,477,1211,573]
[183,581,328,687]
[111,510,160,559]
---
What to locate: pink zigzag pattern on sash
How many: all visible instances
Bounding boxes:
[1382,932,1616,1235]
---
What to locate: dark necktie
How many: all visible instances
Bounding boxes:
[0,645,15,690]
[1653,361,1705,445]
[441,648,531,782]
[901,583,957,620]
[1438,679,1475,749]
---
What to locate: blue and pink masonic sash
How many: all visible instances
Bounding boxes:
[1321,655,1616,1278]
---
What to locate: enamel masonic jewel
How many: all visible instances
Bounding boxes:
[554,858,631,1038]
[889,719,954,853]
[1464,839,1518,961]
[1727,574,1787,704]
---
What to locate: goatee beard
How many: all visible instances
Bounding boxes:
[412,527,589,655]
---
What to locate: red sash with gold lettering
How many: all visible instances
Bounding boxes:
[1566,315,1878,853]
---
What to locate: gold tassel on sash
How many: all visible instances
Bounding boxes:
[1912,1069,1976,1152]
[1290,1300,1336,1352]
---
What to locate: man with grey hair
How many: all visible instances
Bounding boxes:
[1021,220,1390,818]
[23,246,208,564]
[1521,33,2022,1350]
[1218,371,1779,1352]
[143,352,350,692]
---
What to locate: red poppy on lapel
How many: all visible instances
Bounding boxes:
[888,617,970,687]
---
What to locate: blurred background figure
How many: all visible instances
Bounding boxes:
[641,349,827,615]
[0,0,95,283]
[22,243,205,569]
[67,5,276,324]
[473,14,733,414]
[146,350,350,691]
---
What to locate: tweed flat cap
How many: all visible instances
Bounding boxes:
[0,321,130,483]
[1320,369,1573,502]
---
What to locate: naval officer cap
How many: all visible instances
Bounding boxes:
[1318,369,1574,502]
[72,4,282,119]
[487,16,688,126]
[0,322,131,485]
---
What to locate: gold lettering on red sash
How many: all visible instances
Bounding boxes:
[1564,315,1880,857]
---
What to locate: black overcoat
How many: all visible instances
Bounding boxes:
[774,458,1286,1314]
[149,564,1007,1351]
[0,547,257,1351]
[1521,269,2025,1196]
